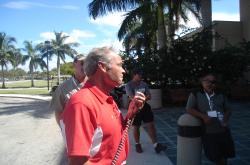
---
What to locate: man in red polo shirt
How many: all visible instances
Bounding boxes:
[61,47,145,165]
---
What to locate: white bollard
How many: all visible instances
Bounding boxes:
[147,89,162,109]
[177,113,202,165]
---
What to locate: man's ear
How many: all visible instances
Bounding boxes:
[97,61,107,72]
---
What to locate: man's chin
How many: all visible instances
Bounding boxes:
[116,81,123,87]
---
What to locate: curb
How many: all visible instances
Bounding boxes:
[0,94,51,101]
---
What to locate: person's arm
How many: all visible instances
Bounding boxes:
[49,86,65,125]
[63,102,96,164]
[68,156,89,165]
[187,108,211,124]
[186,93,211,124]
[125,92,146,120]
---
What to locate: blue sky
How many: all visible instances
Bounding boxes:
[0,0,239,71]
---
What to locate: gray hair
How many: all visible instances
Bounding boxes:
[84,47,115,76]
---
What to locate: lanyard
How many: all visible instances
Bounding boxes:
[205,92,215,111]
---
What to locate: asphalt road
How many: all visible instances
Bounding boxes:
[0,97,67,165]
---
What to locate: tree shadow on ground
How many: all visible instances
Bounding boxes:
[0,98,53,119]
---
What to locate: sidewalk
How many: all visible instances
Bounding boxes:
[0,94,51,101]
[0,94,174,165]
[121,108,173,165]
[127,127,173,165]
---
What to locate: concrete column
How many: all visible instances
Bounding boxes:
[177,113,202,165]
[200,0,212,27]
[148,89,162,109]
[240,0,250,41]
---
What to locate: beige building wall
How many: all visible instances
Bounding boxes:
[213,21,243,50]
[240,0,250,41]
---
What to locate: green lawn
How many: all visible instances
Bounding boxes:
[0,79,64,95]
[4,80,58,88]
[0,88,50,95]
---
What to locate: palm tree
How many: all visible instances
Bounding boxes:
[22,41,46,87]
[88,0,167,50]
[165,0,202,48]
[51,32,78,85]
[88,0,201,53]
[0,32,16,88]
[117,0,160,54]
[11,48,23,79]
[37,40,53,90]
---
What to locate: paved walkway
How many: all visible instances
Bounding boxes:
[120,109,173,165]
[0,94,173,165]
[1,94,250,165]
[151,100,250,165]
[0,94,51,100]
[127,128,173,165]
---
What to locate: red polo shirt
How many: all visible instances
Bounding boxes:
[61,82,129,165]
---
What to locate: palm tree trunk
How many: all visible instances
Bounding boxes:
[167,11,175,62]
[201,0,212,50]
[31,67,34,87]
[47,56,49,90]
[57,55,60,85]
[13,66,16,80]
[1,65,6,88]
[157,0,167,50]
[167,1,175,49]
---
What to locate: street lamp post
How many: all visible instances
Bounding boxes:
[45,40,50,91]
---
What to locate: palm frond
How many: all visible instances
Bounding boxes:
[88,0,140,19]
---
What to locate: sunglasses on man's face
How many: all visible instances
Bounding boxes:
[203,79,217,84]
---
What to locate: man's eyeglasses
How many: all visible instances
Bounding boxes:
[202,79,217,84]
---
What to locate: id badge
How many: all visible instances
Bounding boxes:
[207,111,217,117]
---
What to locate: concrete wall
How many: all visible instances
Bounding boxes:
[240,0,250,41]
[213,21,243,50]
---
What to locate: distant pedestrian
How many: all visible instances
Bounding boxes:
[125,69,167,154]
[49,54,87,125]
[186,73,235,165]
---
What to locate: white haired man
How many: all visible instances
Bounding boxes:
[61,47,145,165]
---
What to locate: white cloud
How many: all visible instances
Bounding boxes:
[70,29,96,41]
[176,11,240,36]
[89,12,126,27]
[40,32,55,41]
[3,1,79,10]
[179,11,240,28]
[39,29,96,44]
[3,1,30,9]
[212,12,240,21]
[94,39,123,51]
[76,38,123,55]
